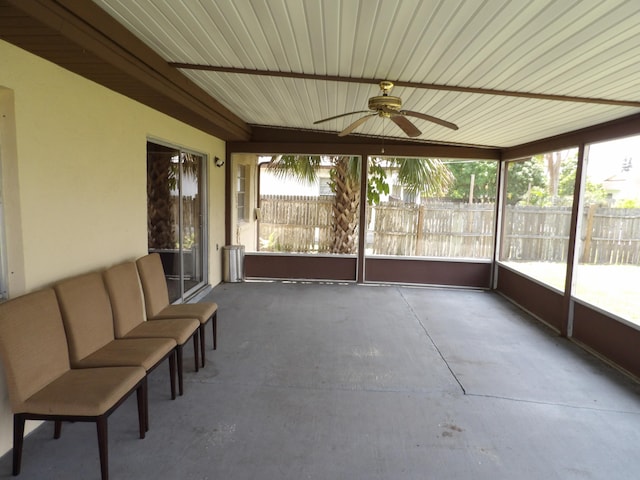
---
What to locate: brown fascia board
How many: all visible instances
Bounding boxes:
[232,125,500,160]
[2,0,251,141]
[501,112,640,160]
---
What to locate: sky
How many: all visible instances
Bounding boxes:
[586,134,640,182]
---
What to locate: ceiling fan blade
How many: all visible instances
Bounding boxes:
[338,113,377,137]
[390,115,421,137]
[400,110,459,130]
[314,110,371,125]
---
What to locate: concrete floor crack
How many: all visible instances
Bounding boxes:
[397,286,467,395]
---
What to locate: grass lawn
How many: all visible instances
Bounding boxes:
[502,262,640,325]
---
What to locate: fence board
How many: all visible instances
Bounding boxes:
[259,195,334,253]
[259,195,640,263]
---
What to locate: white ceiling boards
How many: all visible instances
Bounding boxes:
[92,0,640,147]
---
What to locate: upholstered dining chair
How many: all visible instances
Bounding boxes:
[103,261,200,396]
[0,288,147,480]
[136,253,218,367]
[54,272,178,400]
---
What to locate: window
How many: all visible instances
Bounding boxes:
[365,157,498,259]
[500,148,578,290]
[236,164,247,222]
[573,135,640,325]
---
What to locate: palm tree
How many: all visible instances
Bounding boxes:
[147,148,176,250]
[267,155,453,254]
[147,148,202,250]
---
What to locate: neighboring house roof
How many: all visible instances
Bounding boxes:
[603,170,640,199]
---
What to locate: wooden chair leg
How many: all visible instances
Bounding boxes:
[193,329,200,373]
[212,312,217,350]
[199,323,206,368]
[96,416,108,480]
[176,345,184,396]
[13,414,25,476]
[169,351,177,400]
[54,420,62,439]
[143,378,149,432]
[136,379,147,438]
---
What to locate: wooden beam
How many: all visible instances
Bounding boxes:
[230,127,501,160]
[168,63,640,109]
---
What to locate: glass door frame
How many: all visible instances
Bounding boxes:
[146,139,209,303]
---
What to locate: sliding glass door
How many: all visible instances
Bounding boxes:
[146,141,207,302]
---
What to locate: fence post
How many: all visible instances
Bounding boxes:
[581,204,596,263]
[416,205,425,256]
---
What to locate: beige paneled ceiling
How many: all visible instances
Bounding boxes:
[92,0,640,148]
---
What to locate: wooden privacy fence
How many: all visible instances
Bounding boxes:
[502,205,640,264]
[369,202,495,258]
[579,205,640,264]
[502,205,572,262]
[259,195,640,264]
[259,195,334,252]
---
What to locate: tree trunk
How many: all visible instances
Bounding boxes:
[147,151,175,249]
[329,156,360,254]
[545,151,562,205]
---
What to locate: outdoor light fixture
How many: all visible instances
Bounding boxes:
[214,156,225,167]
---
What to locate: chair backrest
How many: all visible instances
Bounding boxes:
[0,289,70,412]
[103,261,146,337]
[136,253,170,318]
[54,272,116,365]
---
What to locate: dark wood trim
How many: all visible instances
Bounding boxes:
[502,112,640,160]
[168,63,640,108]
[573,302,640,378]
[231,127,501,159]
[2,0,251,141]
[495,265,564,331]
[246,125,501,152]
[365,257,492,288]
[245,254,357,282]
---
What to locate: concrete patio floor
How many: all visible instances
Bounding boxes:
[2,281,640,479]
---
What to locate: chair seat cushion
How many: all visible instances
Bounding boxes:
[151,302,217,325]
[73,338,176,371]
[19,366,145,417]
[124,318,199,345]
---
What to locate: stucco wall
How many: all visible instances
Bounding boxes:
[0,40,226,455]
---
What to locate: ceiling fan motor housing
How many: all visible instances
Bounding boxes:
[368,95,402,113]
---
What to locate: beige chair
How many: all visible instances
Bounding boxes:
[136,253,218,367]
[54,272,178,400]
[0,288,147,480]
[103,261,200,396]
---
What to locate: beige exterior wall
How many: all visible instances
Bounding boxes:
[0,41,226,454]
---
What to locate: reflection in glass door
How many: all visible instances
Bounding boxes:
[146,142,207,302]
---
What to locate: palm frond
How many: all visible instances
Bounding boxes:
[266,155,321,184]
[392,157,454,196]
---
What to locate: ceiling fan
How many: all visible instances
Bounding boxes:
[314,81,458,137]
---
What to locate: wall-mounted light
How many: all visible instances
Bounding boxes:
[214,156,225,168]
